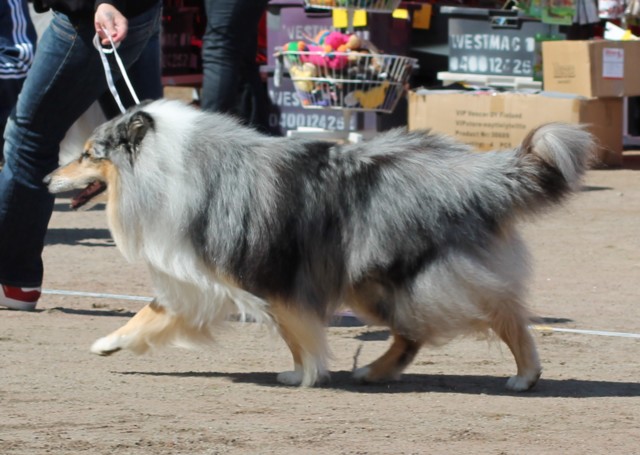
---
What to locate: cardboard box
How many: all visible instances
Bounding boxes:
[408,90,623,166]
[542,40,640,97]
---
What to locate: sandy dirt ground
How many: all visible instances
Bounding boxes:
[1,155,640,455]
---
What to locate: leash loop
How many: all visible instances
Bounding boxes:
[93,27,140,113]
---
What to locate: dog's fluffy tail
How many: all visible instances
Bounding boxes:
[513,122,596,213]
[521,123,595,187]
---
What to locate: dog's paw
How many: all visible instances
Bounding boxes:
[352,365,372,382]
[352,365,400,383]
[505,370,541,392]
[277,368,329,387]
[277,370,304,386]
[90,336,123,356]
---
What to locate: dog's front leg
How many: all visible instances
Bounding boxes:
[91,300,175,355]
[270,303,330,387]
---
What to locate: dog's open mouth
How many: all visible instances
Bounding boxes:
[70,181,107,210]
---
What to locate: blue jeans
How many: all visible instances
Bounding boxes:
[0,4,162,287]
[201,0,270,133]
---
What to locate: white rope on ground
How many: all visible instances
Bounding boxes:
[531,325,640,339]
[41,288,640,339]
[42,288,152,302]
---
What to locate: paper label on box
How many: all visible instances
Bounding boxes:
[602,48,624,79]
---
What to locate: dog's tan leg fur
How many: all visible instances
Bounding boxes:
[353,332,422,383]
[490,307,541,391]
[90,300,207,356]
[269,302,329,387]
[346,281,422,383]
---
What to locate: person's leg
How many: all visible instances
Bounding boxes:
[120,12,163,104]
[237,58,271,134]
[236,4,271,134]
[0,6,161,305]
[200,0,268,120]
[201,0,242,113]
[0,13,105,292]
[0,79,26,163]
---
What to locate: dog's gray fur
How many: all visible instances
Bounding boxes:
[54,99,596,390]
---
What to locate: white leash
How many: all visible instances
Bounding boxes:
[93,27,139,113]
[43,288,153,302]
[532,325,640,339]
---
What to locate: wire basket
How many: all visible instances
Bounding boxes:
[281,51,416,113]
[303,0,402,12]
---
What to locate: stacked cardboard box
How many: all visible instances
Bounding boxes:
[542,40,640,98]
[408,90,623,166]
[409,40,640,166]
[541,39,640,164]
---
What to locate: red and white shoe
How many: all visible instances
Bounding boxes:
[0,285,41,311]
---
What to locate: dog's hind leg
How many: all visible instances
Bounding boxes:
[90,300,194,355]
[352,332,422,383]
[490,305,541,391]
[346,281,423,383]
[269,303,330,387]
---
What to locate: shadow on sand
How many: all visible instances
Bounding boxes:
[116,369,640,398]
[42,307,136,318]
[45,227,113,246]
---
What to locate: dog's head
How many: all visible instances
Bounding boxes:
[44,102,155,210]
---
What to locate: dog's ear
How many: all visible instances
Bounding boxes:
[127,111,154,151]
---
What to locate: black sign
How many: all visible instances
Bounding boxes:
[445,9,561,78]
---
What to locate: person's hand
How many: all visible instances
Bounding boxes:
[94,3,128,45]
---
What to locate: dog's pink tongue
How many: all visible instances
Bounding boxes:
[70,181,107,210]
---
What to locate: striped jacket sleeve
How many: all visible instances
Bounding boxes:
[0,0,37,80]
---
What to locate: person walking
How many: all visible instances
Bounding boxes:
[0,0,163,311]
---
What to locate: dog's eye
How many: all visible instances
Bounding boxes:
[80,150,104,162]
